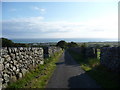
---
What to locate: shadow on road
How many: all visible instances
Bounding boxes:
[68,73,100,88]
[64,50,100,88]
[55,62,64,65]
[64,50,80,66]
[55,50,80,66]
[55,50,80,67]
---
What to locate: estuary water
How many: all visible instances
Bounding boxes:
[11,38,118,43]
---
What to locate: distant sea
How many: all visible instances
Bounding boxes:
[11,38,118,43]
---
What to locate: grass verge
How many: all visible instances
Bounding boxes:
[7,50,63,88]
[68,49,120,88]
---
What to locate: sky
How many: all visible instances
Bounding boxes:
[1,1,118,39]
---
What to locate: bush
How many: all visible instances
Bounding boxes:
[2,38,14,47]
[67,42,78,48]
[81,43,87,48]
[13,43,28,47]
[103,44,110,47]
[1,38,29,47]
[56,40,67,49]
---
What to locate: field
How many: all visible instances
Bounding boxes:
[77,42,118,47]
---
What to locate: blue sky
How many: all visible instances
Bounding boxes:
[2,1,118,39]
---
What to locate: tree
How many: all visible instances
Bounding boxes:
[103,44,110,47]
[81,43,87,48]
[2,38,14,47]
[67,42,78,47]
[56,40,67,49]
[13,43,28,47]
[94,44,101,49]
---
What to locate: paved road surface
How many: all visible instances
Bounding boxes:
[46,51,100,88]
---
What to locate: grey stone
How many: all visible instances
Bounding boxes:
[21,69,28,76]
[2,83,8,88]
[5,63,9,69]
[14,48,17,52]
[16,53,19,56]
[40,61,44,65]
[19,52,22,55]
[0,78,3,89]
[10,61,13,64]
[0,64,4,71]
[10,53,16,59]
[0,58,5,64]
[13,66,16,71]
[3,55,9,59]
[8,48,11,54]
[13,60,17,65]
[9,64,13,69]
[16,68,20,72]
[19,47,23,51]
[16,56,20,60]
[3,73,9,83]
[18,73,22,79]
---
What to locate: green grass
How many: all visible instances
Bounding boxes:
[87,66,120,88]
[97,49,100,59]
[68,49,120,88]
[7,50,63,88]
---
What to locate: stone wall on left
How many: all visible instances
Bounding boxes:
[0,47,44,88]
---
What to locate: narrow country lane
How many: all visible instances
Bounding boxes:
[46,51,101,88]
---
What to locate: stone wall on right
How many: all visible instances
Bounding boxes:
[100,47,120,72]
[69,47,97,58]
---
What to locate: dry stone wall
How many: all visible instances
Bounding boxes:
[70,47,120,72]
[100,47,120,72]
[0,46,62,88]
[0,47,43,88]
[68,47,81,54]
[43,46,62,58]
[85,47,97,58]
[69,47,97,58]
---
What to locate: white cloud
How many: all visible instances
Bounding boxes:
[33,6,40,10]
[40,8,45,12]
[32,6,46,14]
[2,14,118,39]
[7,16,44,23]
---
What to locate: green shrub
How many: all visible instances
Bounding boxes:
[2,38,14,47]
[56,40,67,49]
